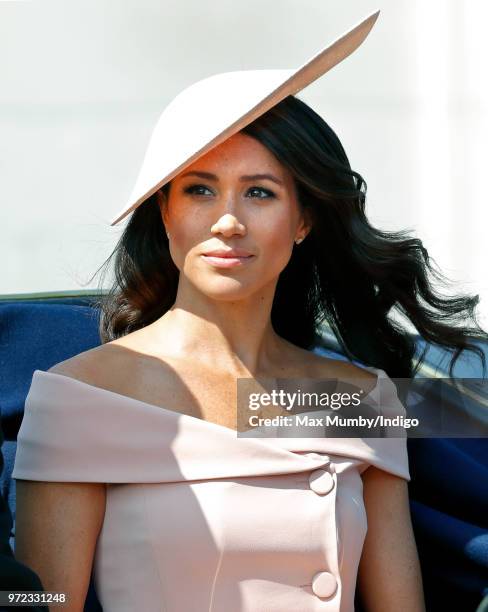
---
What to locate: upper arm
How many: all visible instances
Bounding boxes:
[15,479,106,612]
[357,466,426,612]
[15,357,107,611]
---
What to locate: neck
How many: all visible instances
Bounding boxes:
[148,277,287,376]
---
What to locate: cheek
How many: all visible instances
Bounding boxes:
[167,211,206,266]
[251,214,296,274]
[258,211,296,250]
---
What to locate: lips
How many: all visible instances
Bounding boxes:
[200,248,255,269]
[202,248,254,258]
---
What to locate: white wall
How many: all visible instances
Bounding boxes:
[2,0,487,327]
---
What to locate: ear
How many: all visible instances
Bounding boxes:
[298,206,313,239]
[155,189,169,227]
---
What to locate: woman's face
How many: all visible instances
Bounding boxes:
[159,131,311,301]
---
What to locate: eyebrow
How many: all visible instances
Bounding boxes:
[180,170,284,186]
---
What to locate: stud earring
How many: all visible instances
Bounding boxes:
[166,231,170,238]
[295,237,304,245]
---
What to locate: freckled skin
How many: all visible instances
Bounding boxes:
[159,131,311,303]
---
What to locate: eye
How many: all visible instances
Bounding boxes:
[183,184,276,199]
[184,184,213,197]
[247,186,275,199]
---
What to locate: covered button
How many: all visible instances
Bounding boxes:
[311,570,338,598]
[309,468,335,495]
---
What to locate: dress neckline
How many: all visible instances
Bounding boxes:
[33,366,383,437]
[16,367,413,484]
[35,369,244,435]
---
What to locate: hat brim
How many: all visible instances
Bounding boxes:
[110,9,380,226]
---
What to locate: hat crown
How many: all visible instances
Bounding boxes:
[110,9,380,225]
[125,69,293,216]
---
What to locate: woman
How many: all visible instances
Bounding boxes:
[12,18,487,612]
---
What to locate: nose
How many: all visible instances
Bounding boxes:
[210,213,247,238]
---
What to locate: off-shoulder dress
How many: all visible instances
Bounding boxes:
[12,366,410,612]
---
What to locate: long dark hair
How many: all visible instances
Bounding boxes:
[88,95,487,379]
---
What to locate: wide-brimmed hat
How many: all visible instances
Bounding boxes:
[110,9,380,226]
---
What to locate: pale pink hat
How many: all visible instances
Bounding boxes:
[110,9,380,226]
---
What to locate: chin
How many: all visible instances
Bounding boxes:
[193,278,259,302]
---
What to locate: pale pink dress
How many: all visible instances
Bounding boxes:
[12,366,410,612]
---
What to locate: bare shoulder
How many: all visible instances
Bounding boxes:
[312,353,377,381]
[47,340,133,388]
[287,345,378,389]
[311,352,380,397]
[278,345,378,400]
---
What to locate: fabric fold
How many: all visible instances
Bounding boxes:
[12,368,410,484]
